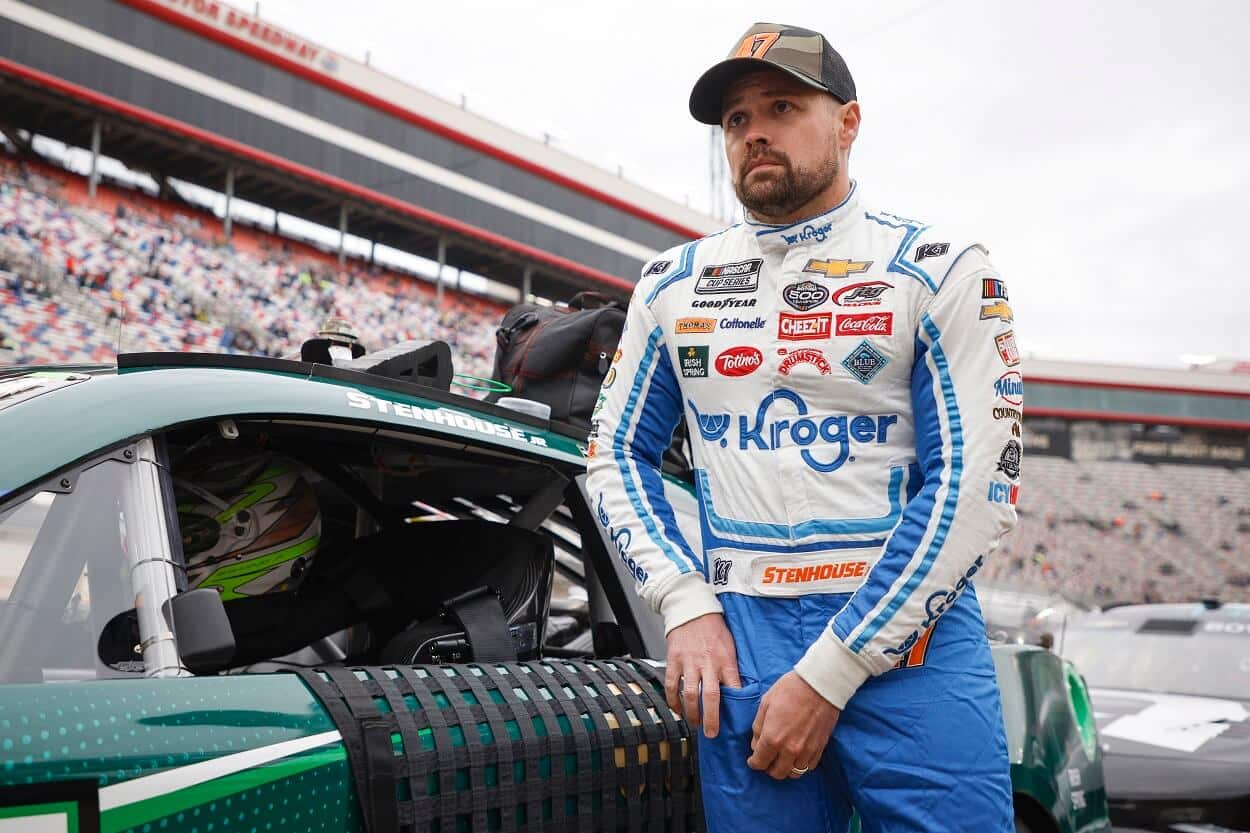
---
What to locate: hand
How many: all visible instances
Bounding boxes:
[748,671,841,780]
[664,613,741,739]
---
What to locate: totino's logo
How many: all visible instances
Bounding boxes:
[689,390,899,473]
[779,312,832,341]
[715,346,764,377]
[994,371,1024,405]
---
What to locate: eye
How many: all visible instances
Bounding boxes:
[774,100,794,114]
[725,112,746,129]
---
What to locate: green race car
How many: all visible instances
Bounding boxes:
[0,344,1110,832]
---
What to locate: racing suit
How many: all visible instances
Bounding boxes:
[585,181,1022,833]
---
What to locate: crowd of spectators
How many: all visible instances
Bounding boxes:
[0,155,505,381]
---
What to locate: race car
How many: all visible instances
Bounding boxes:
[1060,601,1250,832]
[0,338,1110,832]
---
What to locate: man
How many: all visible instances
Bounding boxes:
[585,22,1022,833]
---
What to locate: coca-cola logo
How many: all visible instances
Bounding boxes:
[836,312,893,336]
[831,281,892,307]
[715,346,764,377]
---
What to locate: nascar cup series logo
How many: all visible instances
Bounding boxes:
[688,390,898,473]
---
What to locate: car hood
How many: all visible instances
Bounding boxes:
[1092,687,1250,799]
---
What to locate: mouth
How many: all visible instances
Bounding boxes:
[747,160,783,173]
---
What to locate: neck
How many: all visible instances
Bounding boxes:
[749,172,853,226]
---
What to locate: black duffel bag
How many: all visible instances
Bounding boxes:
[488,292,625,431]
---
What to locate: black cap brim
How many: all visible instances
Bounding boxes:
[689,57,830,125]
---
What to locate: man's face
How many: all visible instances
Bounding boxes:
[721,70,845,219]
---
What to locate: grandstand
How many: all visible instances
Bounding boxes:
[1,0,1248,608]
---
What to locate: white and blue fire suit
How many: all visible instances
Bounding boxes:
[585,182,1023,832]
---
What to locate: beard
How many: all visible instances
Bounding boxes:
[733,148,839,219]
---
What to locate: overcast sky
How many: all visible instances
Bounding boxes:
[255,0,1250,368]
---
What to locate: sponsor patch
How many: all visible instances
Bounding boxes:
[691,297,758,310]
[994,371,1024,405]
[753,557,870,595]
[982,278,1009,300]
[602,367,617,388]
[993,406,1022,423]
[987,482,1019,505]
[675,316,716,334]
[802,258,872,279]
[596,493,648,583]
[831,280,892,307]
[997,440,1022,479]
[980,300,1014,323]
[995,330,1020,366]
[778,311,832,341]
[778,348,831,376]
[680,345,709,378]
[713,558,733,587]
[884,555,984,657]
[720,316,767,330]
[782,280,829,311]
[686,395,898,471]
[715,346,764,377]
[696,259,762,294]
[782,221,833,245]
[644,259,672,276]
[841,340,890,384]
[836,312,893,337]
[915,242,950,261]
[612,348,623,364]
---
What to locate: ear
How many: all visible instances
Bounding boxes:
[838,101,862,148]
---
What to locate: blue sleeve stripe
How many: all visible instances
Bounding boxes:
[644,241,698,305]
[845,314,964,652]
[612,326,697,575]
[864,212,938,293]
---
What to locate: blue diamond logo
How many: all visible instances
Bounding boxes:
[841,340,889,384]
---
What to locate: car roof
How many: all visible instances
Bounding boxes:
[0,353,591,500]
[1077,601,1250,625]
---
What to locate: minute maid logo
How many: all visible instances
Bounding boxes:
[782,221,834,245]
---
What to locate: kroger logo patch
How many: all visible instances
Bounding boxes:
[696,259,761,294]
[688,390,898,473]
[781,221,833,245]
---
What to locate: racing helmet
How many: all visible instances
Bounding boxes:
[175,452,321,599]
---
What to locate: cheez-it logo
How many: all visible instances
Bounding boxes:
[734,31,780,58]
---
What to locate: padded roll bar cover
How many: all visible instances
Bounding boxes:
[296,659,702,833]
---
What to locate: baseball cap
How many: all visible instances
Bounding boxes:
[689,23,857,125]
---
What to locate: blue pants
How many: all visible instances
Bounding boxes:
[697,590,1014,833]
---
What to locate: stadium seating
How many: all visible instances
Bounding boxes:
[0,155,504,386]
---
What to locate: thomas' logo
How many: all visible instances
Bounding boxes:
[779,312,832,340]
[831,280,892,307]
[689,389,899,473]
[675,317,716,334]
[696,259,761,294]
[782,223,834,245]
[782,280,829,311]
[994,371,1024,405]
[802,258,872,278]
[715,346,764,377]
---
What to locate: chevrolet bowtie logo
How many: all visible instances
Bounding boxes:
[980,301,1014,323]
[802,259,873,279]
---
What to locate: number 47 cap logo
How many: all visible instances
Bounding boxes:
[734,31,780,58]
